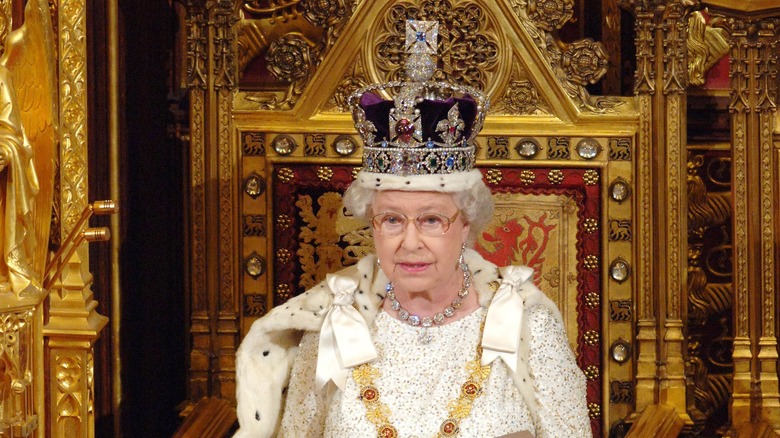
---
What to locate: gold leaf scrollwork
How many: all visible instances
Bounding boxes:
[511,0,624,112]
[236,20,266,74]
[331,74,370,112]
[242,0,301,20]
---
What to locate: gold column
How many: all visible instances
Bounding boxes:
[623,2,660,413]
[704,1,780,432]
[620,1,695,424]
[108,0,123,434]
[656,1,693,422]
[43,0,108,436]
[184,0,242,403]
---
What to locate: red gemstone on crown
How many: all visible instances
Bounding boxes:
[395,118,415,142]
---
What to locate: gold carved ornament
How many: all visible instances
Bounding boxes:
[509,0,619,112]
[0,0,59,297]
[370,1,500,95]
[237,0,354,110]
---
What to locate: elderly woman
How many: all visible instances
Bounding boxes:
[234,21,590,438]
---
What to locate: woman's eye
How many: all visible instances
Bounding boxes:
[420,215,443,225]
[384,215,403,225]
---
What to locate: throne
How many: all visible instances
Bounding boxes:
[220,2,640,436]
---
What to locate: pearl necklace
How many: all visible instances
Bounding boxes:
[385,263,471,344]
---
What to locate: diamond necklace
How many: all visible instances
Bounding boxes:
[385,263,471,344]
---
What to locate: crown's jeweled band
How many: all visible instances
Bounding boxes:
[363,144,476,176]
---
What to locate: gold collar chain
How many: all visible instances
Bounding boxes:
[352,317,491,437]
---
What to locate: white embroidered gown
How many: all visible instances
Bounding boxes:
[279,305,590,437]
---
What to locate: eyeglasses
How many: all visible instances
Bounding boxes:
[370,211,461,237]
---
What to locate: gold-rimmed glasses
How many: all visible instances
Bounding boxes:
[370,211,461,237]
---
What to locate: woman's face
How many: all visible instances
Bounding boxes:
[371,190,470,296]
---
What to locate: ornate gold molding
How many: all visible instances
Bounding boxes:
[619,0,697,427]
[493,58,551,115]
[43,0,109,435]
[704,1,780,430]
[510,0,620,112]
[235,0,353,110]
[185,0,242,402]
[0,307,38,435]
[58,0,88,235]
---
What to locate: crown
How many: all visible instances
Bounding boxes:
[348,20,489,177]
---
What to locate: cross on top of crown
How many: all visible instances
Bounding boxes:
[405,20,438,55]
[403,20,439,84]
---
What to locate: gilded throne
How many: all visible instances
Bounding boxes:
[181,0,780,436]
[222,1,639,436]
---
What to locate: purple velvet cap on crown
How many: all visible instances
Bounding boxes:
[359,92,479,144]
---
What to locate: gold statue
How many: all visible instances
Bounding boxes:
[0,0,58,298]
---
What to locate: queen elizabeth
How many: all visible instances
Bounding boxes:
[234,20,590,438]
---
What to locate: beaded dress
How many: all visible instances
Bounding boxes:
[279,292,590,437]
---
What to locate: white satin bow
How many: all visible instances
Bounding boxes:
[315,273,378,390]
[481,265,533,372]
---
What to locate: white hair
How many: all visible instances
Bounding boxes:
[342,174,494,244]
